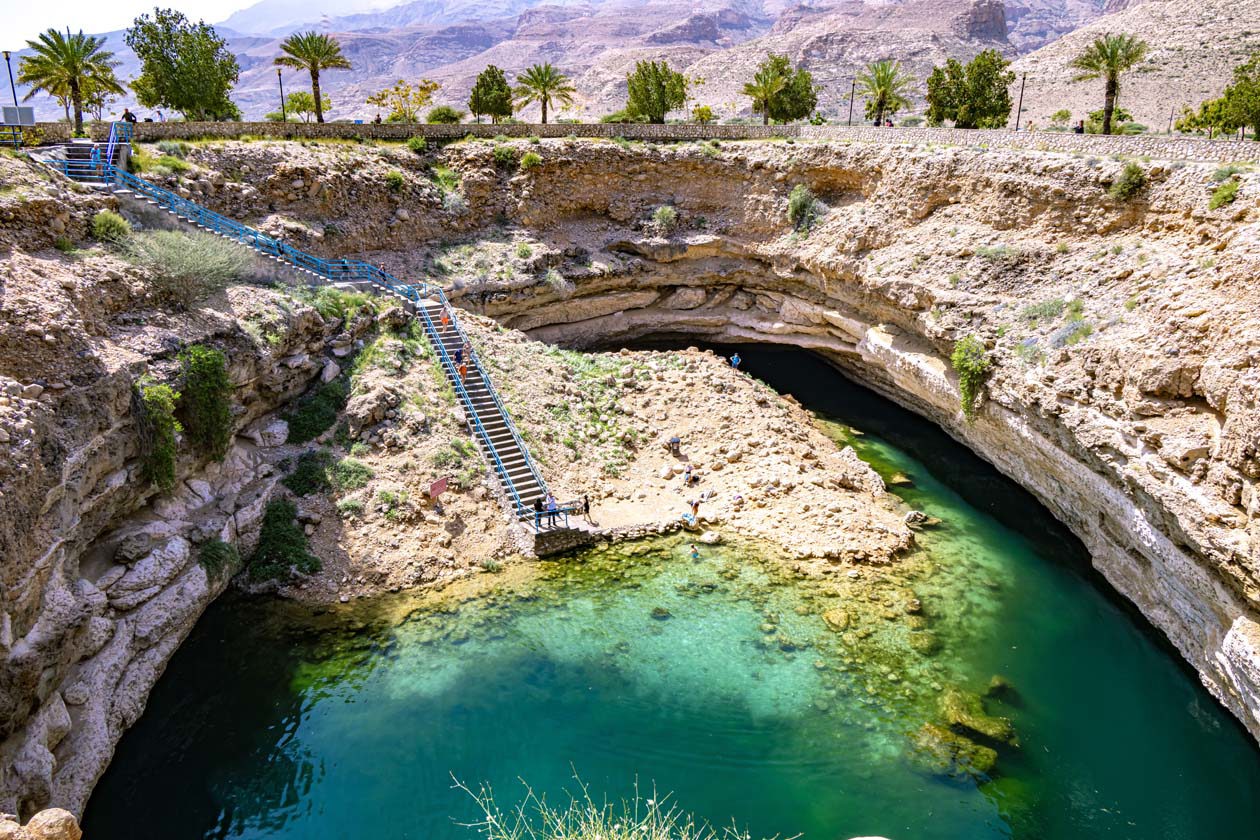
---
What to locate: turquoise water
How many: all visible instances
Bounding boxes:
[83,348,1260,840]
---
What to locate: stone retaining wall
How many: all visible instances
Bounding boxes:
[29,120,1259,162]
[35,120,1256,163]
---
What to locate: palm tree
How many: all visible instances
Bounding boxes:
[18,28,122,135]
[513,63,576,124]
[855,59,914,126]
[275,31,352,124]
[1070,33,1149,135]
[743,67,785,125]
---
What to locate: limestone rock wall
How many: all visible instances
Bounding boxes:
[0,184,356,817]
[378,139,1260,742]
[170,138,1260,742]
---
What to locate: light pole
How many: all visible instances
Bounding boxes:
[277,68,286,122]
[1014,72,1027,131]
[3,51,18,111]
[847,78,856,126]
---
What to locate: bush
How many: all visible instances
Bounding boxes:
[305,286,375,323]
[950,335,991,421]
[427,105,465,124]
[385,170,405,192]
[332,456,374,491]
[406,136,428,154]
[1108,163,1147,201]
[137,380,181,491]
[431,164,460,192]
[1021,298,1066,322]
[336,497,365,518]
[652,205,678,232]
[248,499,320,582]
[284,378,349,444]
[492,145,518,170]
[91,210,131,243]
[198,539,240,581]
[1050,320,1094,348]
[179,345,233,460]
[787,184,821,231]
[1212,164,1243,183]
[516,242,533,259]
[283,450,332,495]
[53,236,75,253]
[520,151,542,170]
[1210,179,1240,210]
[155,140,190,158]
[126,230,250,307]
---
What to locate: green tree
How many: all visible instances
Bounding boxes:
[742,54,816,124]
[924,49,1014,129]
[692,104,715,124]
[274,31,351,124]
[427,105,465,124]
[267,90,330,122]
[856,59,915,125]
[514,63,576,124]
[1223,52,1260,137]
[743,66,785,125]
[625,60,687,123]
[127,9,240,121]
[762,54,817,123]
[366,79,440,123]
[1175,98,1236,136]
[17,28,123,134]
[1069,33,1149,135]
[468,65,514,123]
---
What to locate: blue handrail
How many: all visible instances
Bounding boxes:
[48,158,551,519]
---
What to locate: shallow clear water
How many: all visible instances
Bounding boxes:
[83,348,1260,840]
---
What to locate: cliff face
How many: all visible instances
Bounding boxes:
[182,137,1259,742]
[0,157,363,818]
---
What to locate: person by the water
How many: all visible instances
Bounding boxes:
[730,352,741,369]
[689,544,700,560]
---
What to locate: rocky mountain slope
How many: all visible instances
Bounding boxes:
[19,1,1112,121]
[1013,0,1260,131]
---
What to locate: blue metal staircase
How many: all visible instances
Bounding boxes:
[41,125,559,525]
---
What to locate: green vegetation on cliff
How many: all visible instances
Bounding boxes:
[179,344,233,460]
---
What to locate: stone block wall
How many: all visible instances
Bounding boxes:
[31,120,1260,163]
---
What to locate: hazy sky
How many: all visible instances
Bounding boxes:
[7,1,256,46]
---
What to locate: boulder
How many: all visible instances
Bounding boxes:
[909,723,997,781]
[822,608,849,631]
[939,686,1017,745]
[24,810,80,840]
[320,360,342,383]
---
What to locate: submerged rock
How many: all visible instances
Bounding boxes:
[650,606,672,620]
[822,608,850,631]
[910,723,998,781]
[940,686,1018,746]
[908,630,942,656]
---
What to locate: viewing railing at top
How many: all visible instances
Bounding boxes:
[41,153,551,521]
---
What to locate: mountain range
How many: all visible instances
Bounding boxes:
[11,0,1250,130]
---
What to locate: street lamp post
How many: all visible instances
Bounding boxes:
[3,51,18,110]
[847,78,856,126]
[277,68,286,122]
[1014,72,1027,131]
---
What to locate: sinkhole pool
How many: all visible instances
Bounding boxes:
[83,348,1260,840]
